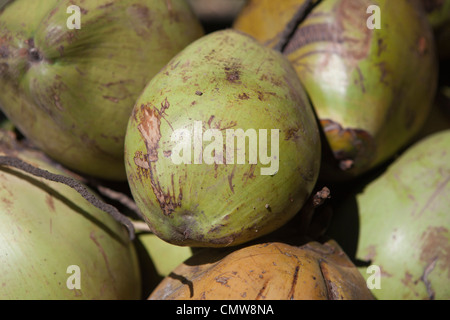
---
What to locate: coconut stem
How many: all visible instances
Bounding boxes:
[0,155,135,241]
[88,181,145,221]
[273,0,322,52]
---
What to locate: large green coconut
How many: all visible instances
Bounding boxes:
[0,131,141,299]
[327,130,450,300]
[124,30,321,247]
[234,0,439,179]
[0,0,204,180]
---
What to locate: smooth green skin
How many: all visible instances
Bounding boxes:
[0,0,204,180]
[0,134,141,299]
[125,30,321,247]
[286,0,438,179]
[327,130,450,300]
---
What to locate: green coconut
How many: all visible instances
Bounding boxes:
[234,0,439,179]
[0,0,204,180]
[327,130,450,300]
[0,130,141,299]
[124,29,321,247]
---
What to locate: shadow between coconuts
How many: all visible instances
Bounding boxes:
[172,183,335,271]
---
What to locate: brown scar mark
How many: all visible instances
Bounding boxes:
[213,120,238,132]
[228,165,237,194]
[170,60,181,71]
[377,38,387,56]
[102,79,135,87]
[160,97,170,114]
[45,194,55,211]
[46,7,59,20]
[1,197,13,208]
[0,44,10,59]
[207,115,215,128]
[79,7,88,14]
[90,231,114,279]
[103,95,120,103]
[257,91,265,101]
[134,154,150,169]
[363,245,377,262]
[375,61,389,86]
[163,150,172,158]
[421,257,438,300]
[355,66,366,93]
[53,94,63,111]
[214,163,219,178]
[208,224,226,234]
[144,165,182,217]
[418,36,428,55]
[288,265,300,300]
[75,67,86,76]
[165,0,172,11]
[225,65,241,84]
[419,226,450,282]
[97,2,114,9]
[257,91,277,101]
[150,171,183,216]
[135,103,182,216]
[238,93,250,100]
[154,97,174,132]
[400,271,414,288]
[255,279,270,300]
[215,276,231,286]
[242,164,257,186]
[285,128,301,141]
[128,4,153,38]
[137,105,161,162]
[417,177,450,217]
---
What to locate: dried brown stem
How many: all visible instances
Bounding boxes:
[0,155,135,241]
